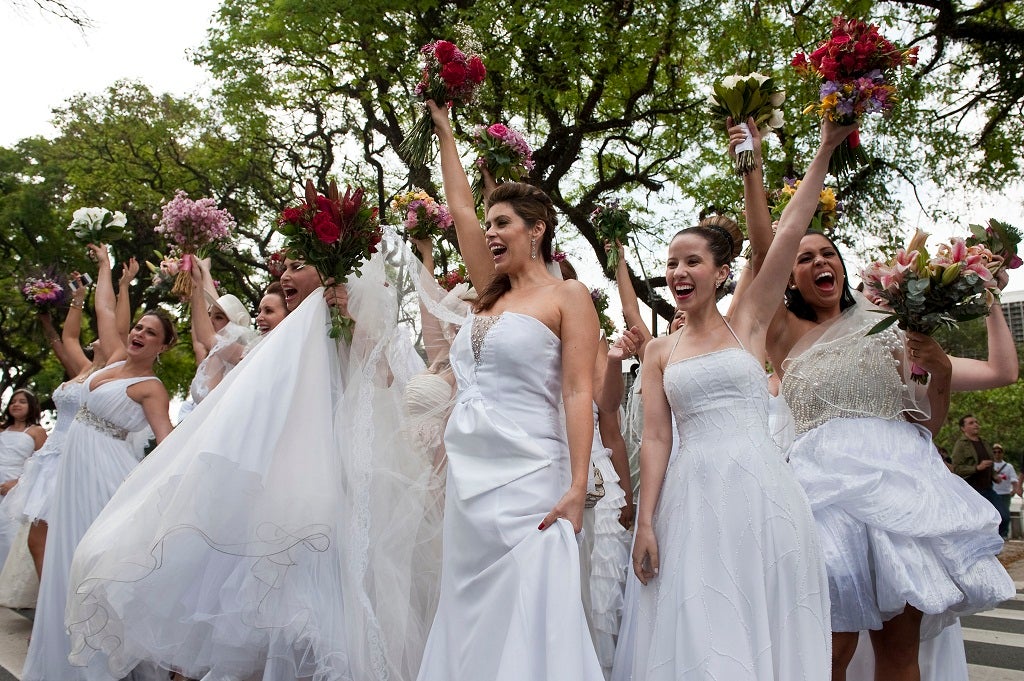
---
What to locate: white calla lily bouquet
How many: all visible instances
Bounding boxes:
[709,72,785,175]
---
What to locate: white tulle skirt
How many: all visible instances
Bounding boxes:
[788,416,1014,638]
[3,435,63,523]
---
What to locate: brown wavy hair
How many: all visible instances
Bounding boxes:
[475,182,557,312]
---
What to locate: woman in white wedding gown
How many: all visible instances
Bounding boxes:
[67,233,441,681]
[628,122,861,681]
[415,101,603,681]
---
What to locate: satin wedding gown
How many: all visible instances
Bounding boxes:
[416,312,603,681]
[631,333,830,680]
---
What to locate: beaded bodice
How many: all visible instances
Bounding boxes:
[781,323,906,434]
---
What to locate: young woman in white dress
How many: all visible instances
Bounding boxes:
[737,119,1016,681]
[0,390,47,571]
[415,99,603,681]
[628,122,860,681]
[23,244,175,681]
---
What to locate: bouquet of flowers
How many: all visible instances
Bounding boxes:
[770,178,841,233]
[591,201,633,276]
[266,249,288,279]
[792,16,919,176]
[591,287,617,338]
[469,123,535,202]
[68,207,128,245]
[391,189,454,241]
[438,266,468,292]
[966,218,1022,273]
[21,275,65,311]
[154,190,236,299]
[708,72,785,175]
[400,38,487,166]
[276,180,382,340]
[861,230,996,383]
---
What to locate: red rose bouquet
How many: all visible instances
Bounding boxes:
[276,180,382,340]
[400,39,486,166]
[438,266,468,292]
[792,16,919,176]
[469,123,535,203]
[391,189,453,241]
[861,230,996,383]
[266,249,288,279]
[154,190,236,299]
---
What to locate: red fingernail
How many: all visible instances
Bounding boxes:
[537,522,545,530]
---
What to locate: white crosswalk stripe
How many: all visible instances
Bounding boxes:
[965,587,1024,680]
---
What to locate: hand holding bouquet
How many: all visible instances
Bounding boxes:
[276,180,382,340]
[591,200,633,276]
[861,229,997,383]
[68,207,127,247]
[792,16,919,176]
[154,190,236,299]
[401,38,486,166]
[966,218,1022,274]
[770,178,840,233]
[391,189,453,241]
[709,73,785,175]
[469,123,535,203]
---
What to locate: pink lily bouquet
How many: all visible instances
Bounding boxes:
[391,189,453,241]
[401,39,486,166]
[792,16,919,177]
[21,275,65,311]
[154,190,236,299]
[861,230,997,383]
[276,180,382,340]
[591,200,633,276]
[708,72,785,175]
[966,218,1022,274]
[470,123,535,203]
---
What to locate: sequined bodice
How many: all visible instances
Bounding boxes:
[781,324,905,434]
[76,362,159,438]
[51,380,86,437]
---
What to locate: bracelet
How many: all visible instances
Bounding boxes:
[70,302,84,310]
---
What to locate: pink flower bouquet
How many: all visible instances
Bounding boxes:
[469,123,535,203]
[391,189,453,241]
[21,276,65,310]
[861,229,996,383]
[154,190,236,298]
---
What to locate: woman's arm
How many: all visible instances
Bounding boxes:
[189,256,219,362]
[632,336,672,584]
[54,273,93,375]
[612,244,655,358]
[135,382,173,446]
[539,281,599,533]
[949,299,1019,391]
[90,245,126,364]
[426,100,495,291]
[28,425,47,451]
[410,237,451,366]
[907,332,954,436]
[732,118,772,274]
[597,411,635,528]
[115,257,139,343]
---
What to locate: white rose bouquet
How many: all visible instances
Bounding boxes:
[708,72,785,175]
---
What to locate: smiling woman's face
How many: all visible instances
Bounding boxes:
[279,259,322,311]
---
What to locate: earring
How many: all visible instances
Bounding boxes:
[716,280,723,289]
[530,237,537,260]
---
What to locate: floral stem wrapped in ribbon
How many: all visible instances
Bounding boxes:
[469,123,535,203]
[709,72,785,175]
[770,178,840,233]
[400,39,486,166]
[391,189,453,241]
[966,218,1022,273]
[792,16,919,177]
[68,207,128,246]
[21,275,65,311]
[591,200,634,276]
[861,229,997,383]
[154,190,236,299]
[276,180,382,340]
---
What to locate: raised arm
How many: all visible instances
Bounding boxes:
[56,273,93,374]
[730,118,772,274]
[426,100,495,291]
[735,121,855,333]
[89,244,125,364]
[949,283,1019,391]
[410,237,451,366]
[189,256,218,361]
[115,257,139,342]
[612,244,655,358]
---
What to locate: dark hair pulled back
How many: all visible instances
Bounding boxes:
[672,214,744,268]
[783,230,857,322]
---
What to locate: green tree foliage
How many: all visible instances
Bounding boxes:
[939,380,1024,466]
[197,0,1024,324]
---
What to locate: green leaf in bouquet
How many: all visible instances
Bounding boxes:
[866,313,900,336]
[907,278,930,296]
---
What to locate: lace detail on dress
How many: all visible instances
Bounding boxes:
[471,314,502,366]
[782,325,906,434]
[74,405,128,440]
